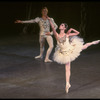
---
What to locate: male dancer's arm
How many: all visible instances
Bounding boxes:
[48,17,58,40]
[50,18,58,35]
[15,17,40,24]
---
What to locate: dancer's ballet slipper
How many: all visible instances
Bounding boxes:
[35,55,43,59]
[65,83,71,93]
[44,59,52,63]
[92,40,100,45]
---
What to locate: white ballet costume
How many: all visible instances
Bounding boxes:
[22,17,58,61]
[53,35,84,64]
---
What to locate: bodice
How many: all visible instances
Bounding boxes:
[39,18,50,34]
[57,35,73,51]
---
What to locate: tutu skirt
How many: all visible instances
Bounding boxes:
[53,36,84,64]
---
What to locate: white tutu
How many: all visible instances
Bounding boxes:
[53,36,84,64]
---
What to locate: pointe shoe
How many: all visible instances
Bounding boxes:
[35,55,43,59]
[44,59,52,63]
[92,40,100,45]
[65,83,71,93]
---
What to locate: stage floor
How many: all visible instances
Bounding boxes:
[0,37,100,99]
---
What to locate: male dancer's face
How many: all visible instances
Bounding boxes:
[41,8,48,17]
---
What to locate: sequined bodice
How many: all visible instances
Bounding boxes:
[39,18,50,35]
[58,35,66,44]
[57,35,72,51]
[58,35,69,45]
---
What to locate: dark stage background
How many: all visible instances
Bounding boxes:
[0,1,100,42]
[0,1,100,98]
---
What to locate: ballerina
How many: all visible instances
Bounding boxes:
[47,16,100,93]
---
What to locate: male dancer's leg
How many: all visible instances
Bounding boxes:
[44,35,54,62]
[35,36,45,59]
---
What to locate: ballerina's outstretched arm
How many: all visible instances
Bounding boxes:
[47,16,59,40]
[67,28,80,37]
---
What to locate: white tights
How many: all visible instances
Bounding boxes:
[82,40,100,50]
[39,35,54,60]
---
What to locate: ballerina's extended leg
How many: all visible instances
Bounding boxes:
[82,40,100,50]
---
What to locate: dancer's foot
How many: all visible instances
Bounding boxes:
[35,55,43,59]
[92,40,100,45]
[44,59,52,63]
[65,83,71,93]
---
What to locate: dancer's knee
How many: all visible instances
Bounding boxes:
[49,44,54,50]
[82,43,91,50]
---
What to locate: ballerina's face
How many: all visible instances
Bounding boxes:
[59,23,66,30]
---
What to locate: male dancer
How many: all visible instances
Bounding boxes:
[15,7,58,62]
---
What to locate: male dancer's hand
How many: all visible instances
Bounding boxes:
[45,32,51,35]
[15,20,23,24]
